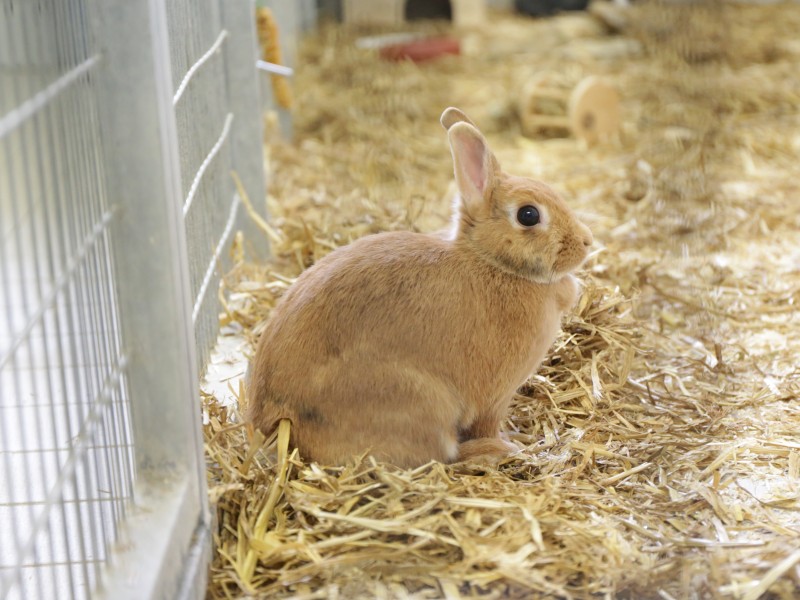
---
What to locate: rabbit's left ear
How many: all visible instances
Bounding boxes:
[447,121,499,206]
[440,106,477,130]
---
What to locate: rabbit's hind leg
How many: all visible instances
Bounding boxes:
[303,360,464,468]
[457,437,518,465]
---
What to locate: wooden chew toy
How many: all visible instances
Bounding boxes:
[256,7,292,110]
[519,75,620,144]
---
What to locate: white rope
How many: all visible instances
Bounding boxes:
[172,29,228,106]
[182,112,233,218]
[192,195,240,324]
[0,55,100,140]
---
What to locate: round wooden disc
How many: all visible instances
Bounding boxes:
[568,76,620,144]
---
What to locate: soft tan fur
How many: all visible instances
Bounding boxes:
[248,108,593,468]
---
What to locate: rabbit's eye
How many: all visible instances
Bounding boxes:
[517,205,540,227]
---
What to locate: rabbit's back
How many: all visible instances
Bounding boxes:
[254,232,485,393]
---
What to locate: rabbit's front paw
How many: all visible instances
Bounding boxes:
[555,274,580,312]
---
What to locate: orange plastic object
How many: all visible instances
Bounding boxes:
[380,37,461,63]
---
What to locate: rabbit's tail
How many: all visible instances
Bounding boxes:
[246,386,293,439]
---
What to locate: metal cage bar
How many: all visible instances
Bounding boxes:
[1,0,135,598]
[88,0,210,597]
[166,0,268,371]
[0,0,268,598]
[221,0,268,247]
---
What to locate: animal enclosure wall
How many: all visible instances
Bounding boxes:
[0,0,266,599]
[167,0,268,368]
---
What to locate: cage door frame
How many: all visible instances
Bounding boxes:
[89,0,211,598]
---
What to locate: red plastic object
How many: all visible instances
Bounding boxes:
[379,36,461,63]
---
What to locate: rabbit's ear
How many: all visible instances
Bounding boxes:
[447,121,499,205]
[440,107,477,130]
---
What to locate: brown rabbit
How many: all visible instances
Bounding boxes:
[248,107,593,468]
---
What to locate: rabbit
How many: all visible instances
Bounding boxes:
[247,107,593,468]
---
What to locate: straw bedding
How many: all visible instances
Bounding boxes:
[204,2,800,598]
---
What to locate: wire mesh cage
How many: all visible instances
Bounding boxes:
[0,0,266,598]
[0,2,134,597]
[168,0,267,368]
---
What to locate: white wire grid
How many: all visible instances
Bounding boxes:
[0,1,134,598]
[0,0,267,598]
[166,0,249,370]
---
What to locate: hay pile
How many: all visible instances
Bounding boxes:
[204,2,800,598]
